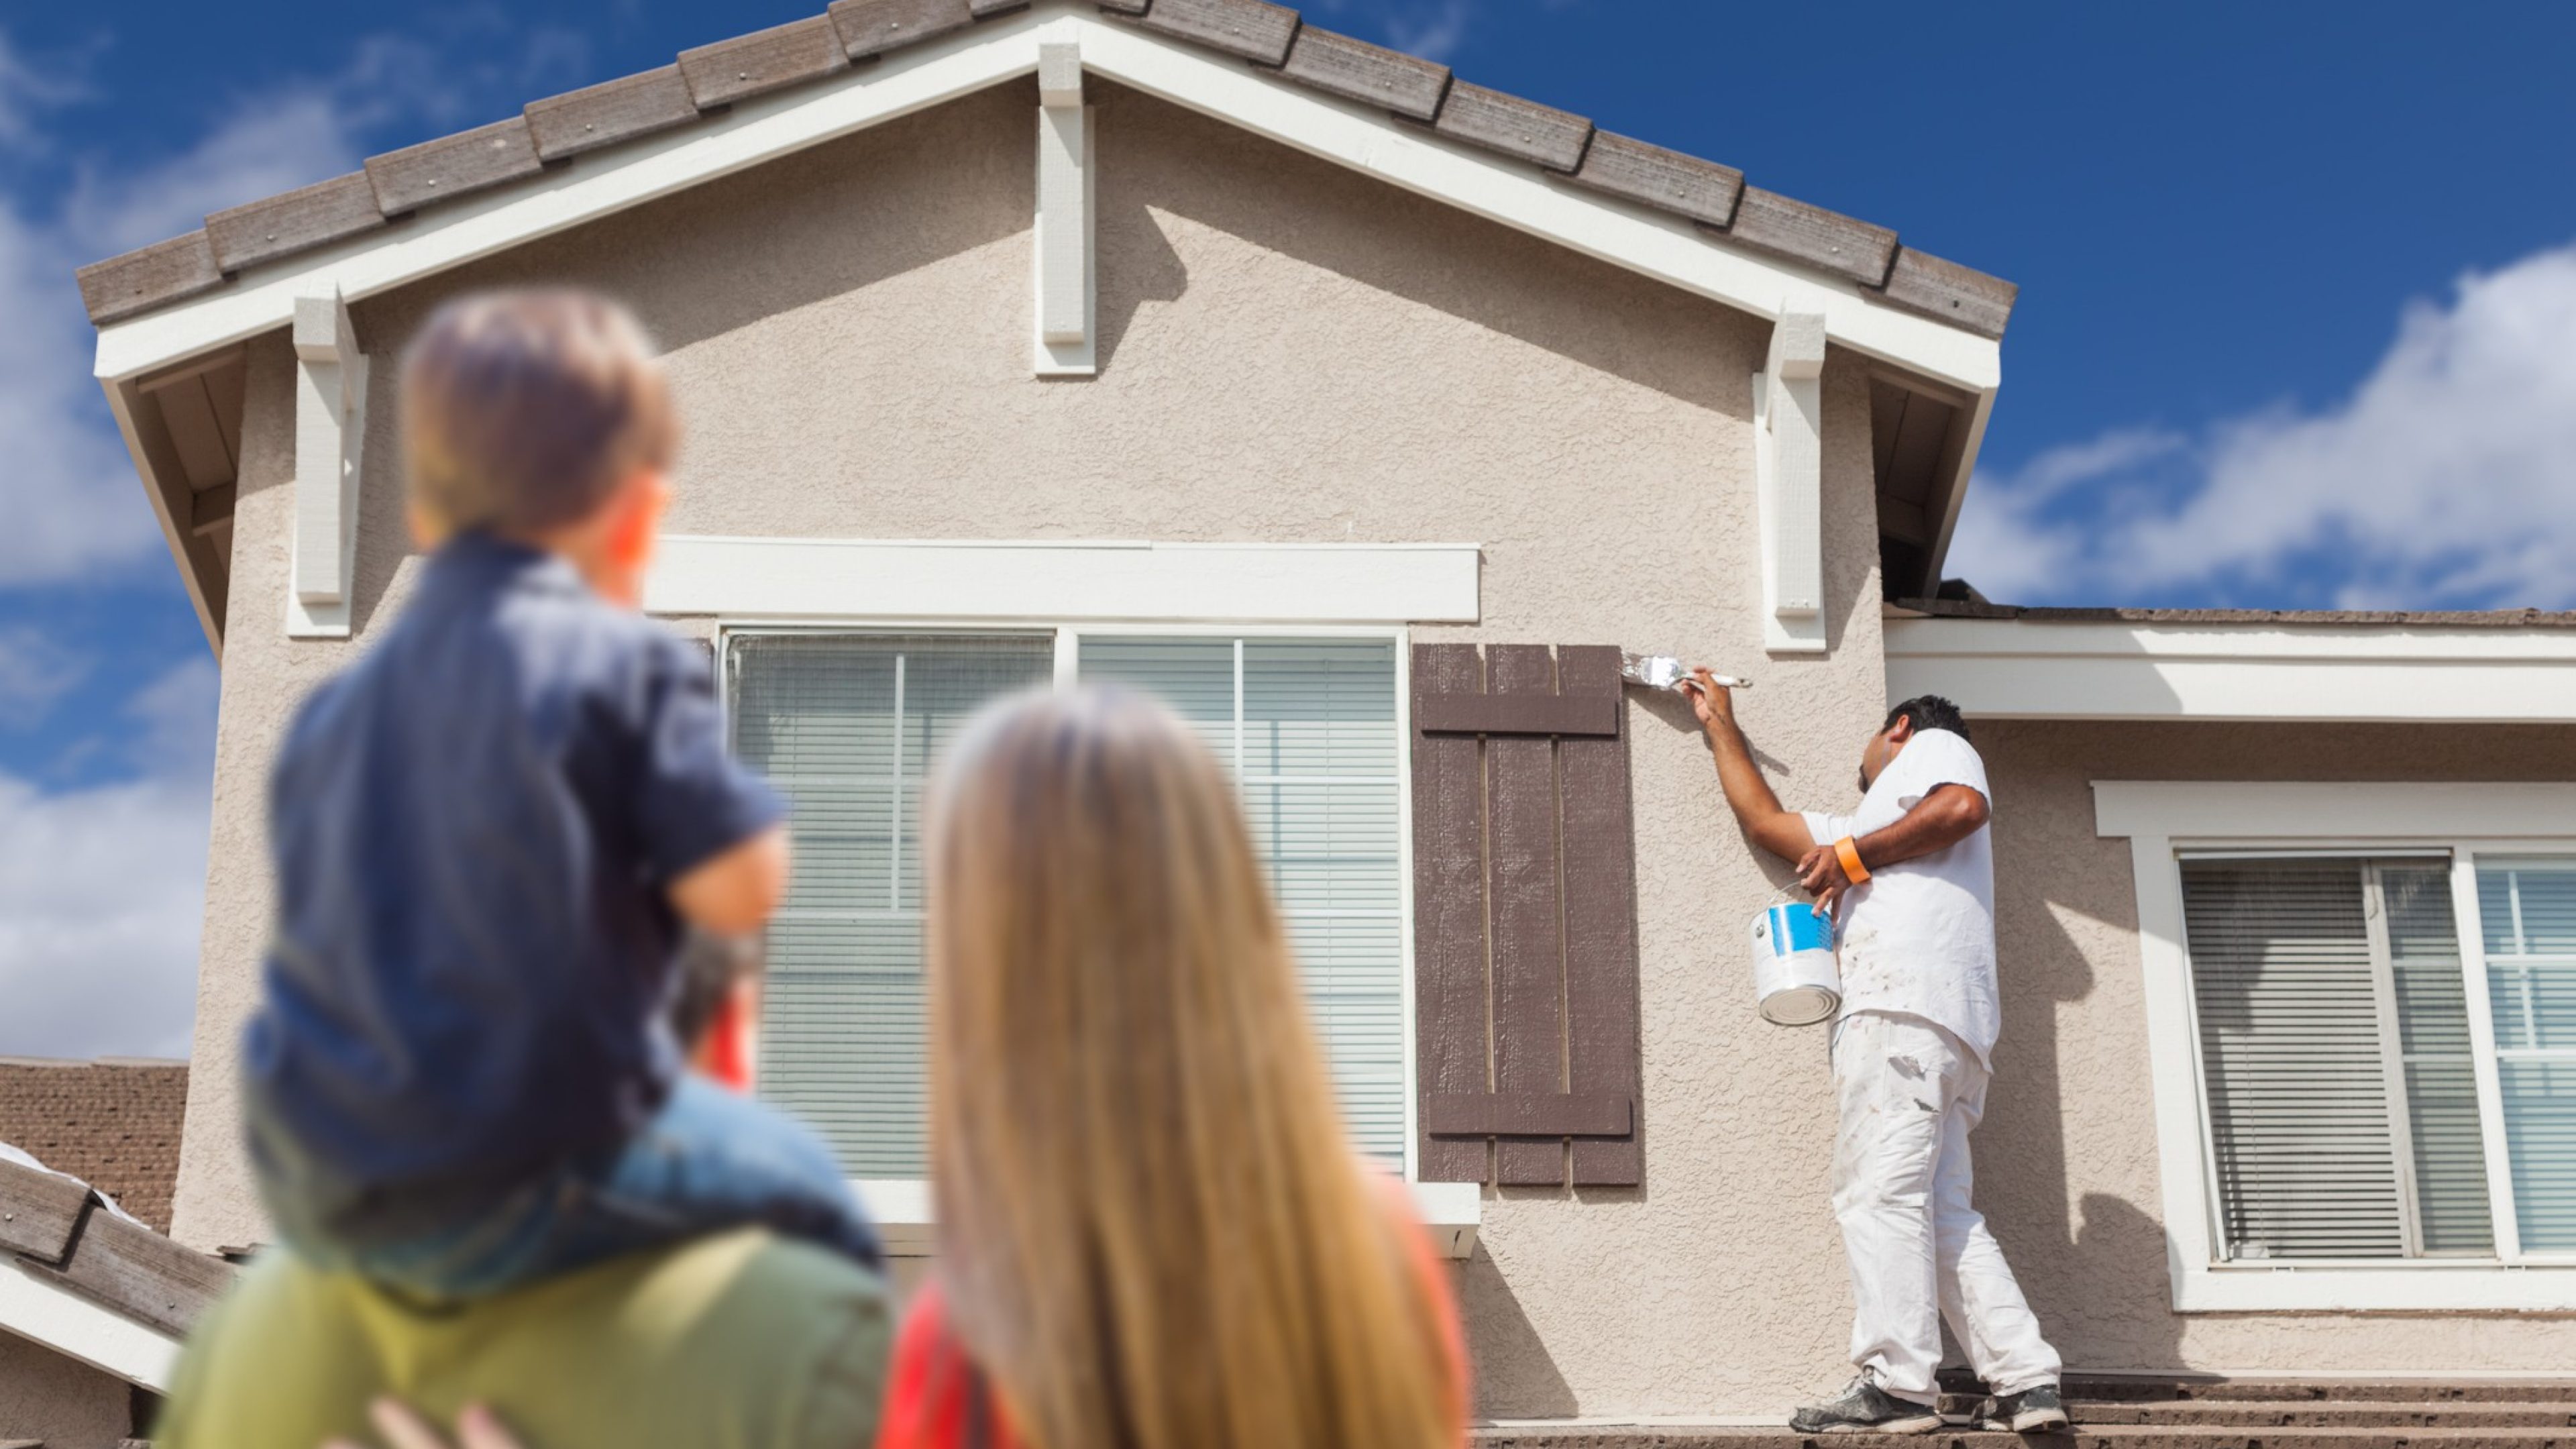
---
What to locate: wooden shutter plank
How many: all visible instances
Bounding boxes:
[1556,645,1644,1185]
[0,1159,92,1263]
[1415,692,1617,737]
[1411,643,1490,1183]
[1485,645,1567,1186]
[1426,1092,1629,1138]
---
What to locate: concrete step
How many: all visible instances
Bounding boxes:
[2065,1381,2576,1407]
[2070,1404,2576,1430]
[1474,1427,2576,1449]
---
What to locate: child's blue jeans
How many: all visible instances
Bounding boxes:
[267,1077,882,1300]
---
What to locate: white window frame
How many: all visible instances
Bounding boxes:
[2096,780,2576,1311]
[708,612,1477,1256]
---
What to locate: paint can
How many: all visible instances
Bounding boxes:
[1750,902,1841,1026]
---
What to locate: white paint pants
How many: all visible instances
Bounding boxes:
[1829,1010,2061,1403]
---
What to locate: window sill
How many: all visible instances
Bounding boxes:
[853,1179,1482,1261]
[2179,1258,2576,1313]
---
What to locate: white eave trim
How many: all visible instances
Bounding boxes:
[855,1178,1481,1261]
[0,1257,180,1391]
[91,4,1999,400]
[1886,616,2576,723]
[645,535,1481,624]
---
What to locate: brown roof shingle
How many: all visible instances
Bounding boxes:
[76,0,2015,339]
[0,1059,189,1233]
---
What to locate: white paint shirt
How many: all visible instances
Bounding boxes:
[1801,729,2000,1067]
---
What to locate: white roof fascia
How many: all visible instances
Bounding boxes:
[93,4,2000,402]
[0,1258,180,1391]
[1887,615,2576,723]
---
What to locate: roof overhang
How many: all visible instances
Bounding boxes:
[93,4,2005,654]
[1886,613,2576,724]
[91,7,2002,392]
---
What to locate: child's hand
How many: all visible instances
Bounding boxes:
[326,1397,523,1449]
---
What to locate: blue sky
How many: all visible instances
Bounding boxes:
[2,1,2572,1059]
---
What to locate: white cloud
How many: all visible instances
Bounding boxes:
[1951,241,2576,608]
[0,626,86,727]
[1309,0,1477,62]
[0,659,215,1061]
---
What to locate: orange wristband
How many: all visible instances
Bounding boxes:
[1833,836,1871,884]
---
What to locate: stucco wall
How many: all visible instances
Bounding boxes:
[174,76,2017,1417]
[1972,718,2576,1380]
[0,1330,134,1447]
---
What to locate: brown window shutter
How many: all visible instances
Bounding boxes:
[1410,643,1644,1187]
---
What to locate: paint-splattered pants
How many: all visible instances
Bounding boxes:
[1830,1010,2061,1404]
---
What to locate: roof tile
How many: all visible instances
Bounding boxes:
[1880,246,2017,339]
[0,1061,189,1232]
[1901,600,2576,629]
[830,0,979,60]
[1432,80,1591,173]
[205,171,387,275]
[680,15,851,109]
[525,65,701,160]
[1271,25,1449,123]
[1137,0,1300,66]
[366,117,547,216]
[75,232,225,326]
[1717,185,1898,287]
[1565,130,1741,229]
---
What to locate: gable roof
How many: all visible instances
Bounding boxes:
[75,0,2016,343]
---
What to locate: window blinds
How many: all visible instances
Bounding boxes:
[2179,858,2489,1259]
[1079,637,1407,1165]
[2477,857,2576,1251]
[730,634,1055,1177]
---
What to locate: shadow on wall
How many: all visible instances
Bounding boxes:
[1460,1246,1580,1420]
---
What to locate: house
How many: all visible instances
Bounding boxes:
[68,0,2576,1426]
[0,1059,223,1448]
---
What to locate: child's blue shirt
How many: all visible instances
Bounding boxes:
[245,531,782,1213]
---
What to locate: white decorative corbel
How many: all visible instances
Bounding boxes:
[287,288,366,637]
[1752,311,1827,654]
[1032,40,1095,376]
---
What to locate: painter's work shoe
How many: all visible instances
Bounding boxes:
[1788,1378,1945,1434]
[1980,1383,2072,1434]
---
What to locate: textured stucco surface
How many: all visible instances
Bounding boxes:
[166,74,2569,1419]
[1970,718,2576,1379]
[0,1330,133,1447]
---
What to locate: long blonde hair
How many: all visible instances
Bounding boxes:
[923,688,1458,1449]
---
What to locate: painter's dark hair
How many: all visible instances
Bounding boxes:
[667,929,762,1050]
[1884,694,1970,743]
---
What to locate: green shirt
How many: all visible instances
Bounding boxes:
[156,1230,892,1449]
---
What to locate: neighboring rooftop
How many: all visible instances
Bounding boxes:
[76,0,2015,338]
[0,1059,189,1233]
[1893,598,2576,629]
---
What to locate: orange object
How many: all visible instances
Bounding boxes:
[1834,836,1872,885]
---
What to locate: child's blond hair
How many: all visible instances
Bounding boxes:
[401,288,678,535]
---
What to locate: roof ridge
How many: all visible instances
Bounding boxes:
[76,0,2015,337]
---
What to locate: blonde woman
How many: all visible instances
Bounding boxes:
[876,686,1466,1449]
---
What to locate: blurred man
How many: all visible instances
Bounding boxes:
[1686,676,2066,1436]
